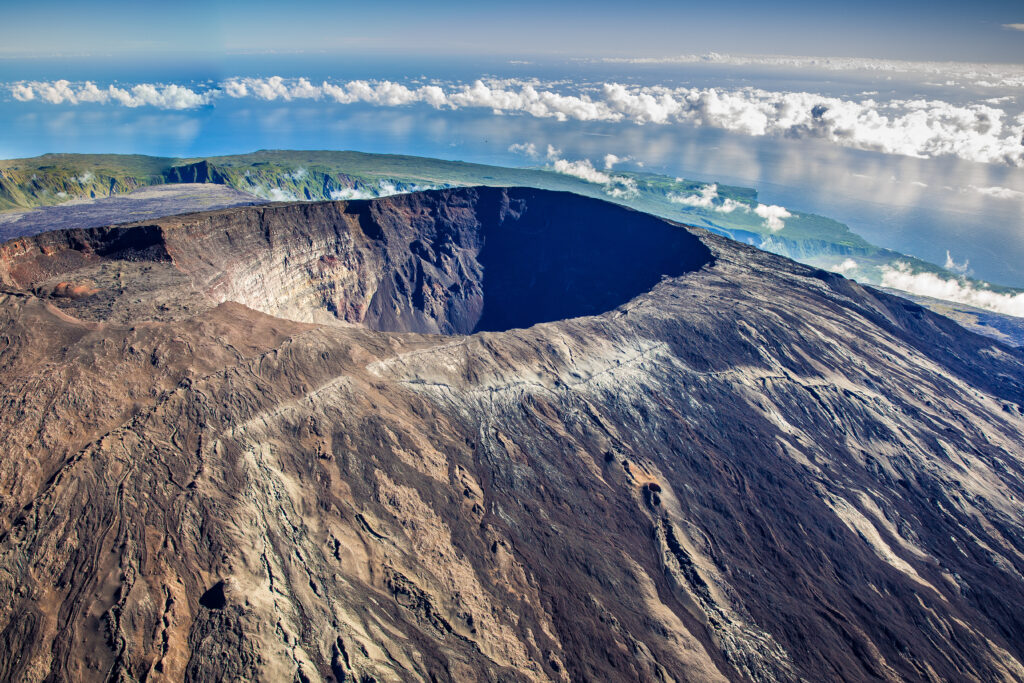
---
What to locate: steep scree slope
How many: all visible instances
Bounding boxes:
[0,187,1023,682]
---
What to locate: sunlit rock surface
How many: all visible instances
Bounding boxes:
[0,184,265,242]
[1,187,1023,682]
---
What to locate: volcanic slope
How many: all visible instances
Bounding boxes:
[1,187,1024,682]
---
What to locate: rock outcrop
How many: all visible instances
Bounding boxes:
[1,187,1023,682]
[161,160,230,186]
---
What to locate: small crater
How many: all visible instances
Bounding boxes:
[49,281,100,299]
[198,580,227,610]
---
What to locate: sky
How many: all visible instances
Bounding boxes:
[2,0,1024,62]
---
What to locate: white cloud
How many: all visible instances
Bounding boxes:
[237,82,1019,166]
[34,80,75,104]
[545,153,638,198]
[222,76,320,102]
[249,185,299,202]
[550,157,612,184]
[508,142,539,158]
[967,184,1024,200]
[753,203,792,231]
[669,183,718,208]
[1002,23,1024,31]
[223,79,248,98]
[74,172,94,184]
[288,167,307,180]
[832,258,860,275]
[603,153,628,169]
[329,180,440,201]
[319,79,443,107]
[668,184,756,215]
[717,198,747,213]
[604,177,639,199]
[114,83,209,109]
[379,180,439,196]
[944,250,971,275]
[11,84,34,101]
[881,262,1024,317]
[10,75,1024,166]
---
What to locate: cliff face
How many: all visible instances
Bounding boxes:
[162,160,230,185]
[0,189,713,336]
[1,187,1024,682]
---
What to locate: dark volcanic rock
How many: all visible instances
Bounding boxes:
[1,187,1023,682]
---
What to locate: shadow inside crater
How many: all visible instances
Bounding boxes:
[360,187,714,335]
[471,189,712,333]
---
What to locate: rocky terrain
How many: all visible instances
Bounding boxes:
[1,187,1023,682]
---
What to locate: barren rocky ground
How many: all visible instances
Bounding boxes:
[1,187,1023,681]
[0,184,265,242]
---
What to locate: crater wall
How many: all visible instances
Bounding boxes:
[0,187,713,334]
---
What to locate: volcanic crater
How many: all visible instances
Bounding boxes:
[0,187,714,334]
[2,186,1024,682]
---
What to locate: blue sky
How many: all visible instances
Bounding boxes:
[2,0,1023,62]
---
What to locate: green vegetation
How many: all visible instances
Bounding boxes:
[0,154,173,211]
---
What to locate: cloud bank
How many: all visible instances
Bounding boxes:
[600,52,1024,89]
[881,263,1024,317]
[11,79,210,109]
[9,76,1024,166]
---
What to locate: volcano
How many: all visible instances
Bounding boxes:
[1,187,1023,682]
